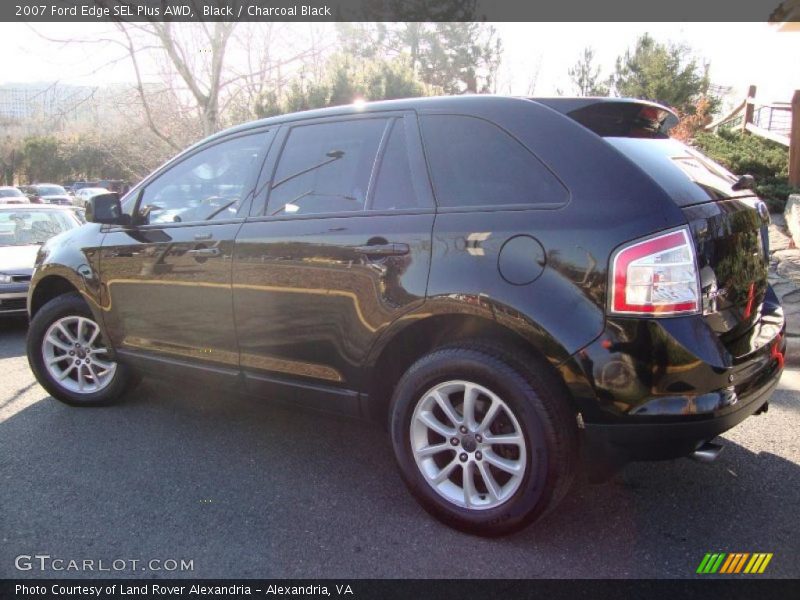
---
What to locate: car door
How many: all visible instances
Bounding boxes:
[99,129,274,378]
[232,113,435,412]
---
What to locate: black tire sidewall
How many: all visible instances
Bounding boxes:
[27,293,130,406]
[390,348,559,536]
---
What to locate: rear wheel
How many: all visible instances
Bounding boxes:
[27,293,136,406]
[390,343,578,536]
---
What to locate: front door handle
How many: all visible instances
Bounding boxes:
[186,247,221,258]
[353,243,410,257]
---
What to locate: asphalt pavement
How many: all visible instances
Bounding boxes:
[1,316,798,579]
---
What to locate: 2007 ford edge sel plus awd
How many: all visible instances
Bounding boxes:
[26,96,785,535]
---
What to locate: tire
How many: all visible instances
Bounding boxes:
[389,342,578,536]
[27,292,136,406]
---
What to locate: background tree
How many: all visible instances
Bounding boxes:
[670,95,715,141]
[38,18,325,150]
[16,19,502,186]
[417,23,502,94]
[567,47,609,97]
[337,22,502,95]
[20,137,65,183]
[256,54,426,117]
[0,131,23,185]
[610,33,714,114]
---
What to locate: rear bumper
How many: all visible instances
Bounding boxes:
[583,366,779,461]
[561,287,786,462]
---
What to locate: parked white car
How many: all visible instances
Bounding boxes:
[0,204,82,316]
[0,186,27,204]
[73,187,110,208]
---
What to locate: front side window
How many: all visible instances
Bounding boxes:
[267,118,387,216]
[420,115,568,208]
[139,132,270,225]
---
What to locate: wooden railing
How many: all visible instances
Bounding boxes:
[705,85,800,185]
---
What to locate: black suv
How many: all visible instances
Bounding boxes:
[26,96,785,536]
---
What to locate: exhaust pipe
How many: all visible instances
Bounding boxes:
[691,441,723,463]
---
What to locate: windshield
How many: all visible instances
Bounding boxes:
[36,185,67,196]
[0,209,78,246]
[0,188,24,198]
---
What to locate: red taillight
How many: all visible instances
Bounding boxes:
[32,196,43,204]
[609,228,700,316]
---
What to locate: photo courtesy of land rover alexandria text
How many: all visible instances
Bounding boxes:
[25,96,785,536]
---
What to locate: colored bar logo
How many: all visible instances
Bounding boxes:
[696,553,773,574]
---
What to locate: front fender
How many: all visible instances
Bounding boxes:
[29,224,106,322]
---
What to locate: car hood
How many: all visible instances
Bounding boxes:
[0,244,39,273]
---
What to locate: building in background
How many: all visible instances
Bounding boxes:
[0,83,100,128]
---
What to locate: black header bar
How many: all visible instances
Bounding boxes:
[2,0,795,23]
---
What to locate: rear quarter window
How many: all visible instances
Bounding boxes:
[420,114,568,209]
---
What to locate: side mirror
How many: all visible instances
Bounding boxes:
[86,193,130,226]
[732,174,756,192]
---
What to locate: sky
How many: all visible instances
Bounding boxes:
[0,22,797,106]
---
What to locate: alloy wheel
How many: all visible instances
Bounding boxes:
[42,315,117,394]
[410,380,528,510]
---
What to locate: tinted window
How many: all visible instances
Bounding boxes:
[139,132,269,224]
[606,137,750,206]
[0,188,24,198]
[267,119,387,216]
[420,115,567,208]
[370,119,425,211]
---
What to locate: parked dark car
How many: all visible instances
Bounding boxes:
[0,204,82,316]
[20,184,72,206]
[25,96,785,536]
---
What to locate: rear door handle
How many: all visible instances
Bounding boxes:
[353,243,410,257]
[186,247,221,257]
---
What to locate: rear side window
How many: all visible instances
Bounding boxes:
[268,118,387,216]
[420,115,568,208]
[370,119,428,211]
[606,137,750,206]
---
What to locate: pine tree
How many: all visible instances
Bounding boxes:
[567,47,609,97]
[610,34,713,113]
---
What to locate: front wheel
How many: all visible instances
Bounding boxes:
[389,344,578,536]
[27,292,136,406]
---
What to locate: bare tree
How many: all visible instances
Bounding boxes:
[120,21,236,140]
[32,18,331,149]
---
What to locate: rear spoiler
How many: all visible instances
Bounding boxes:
[533,98,679,138]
